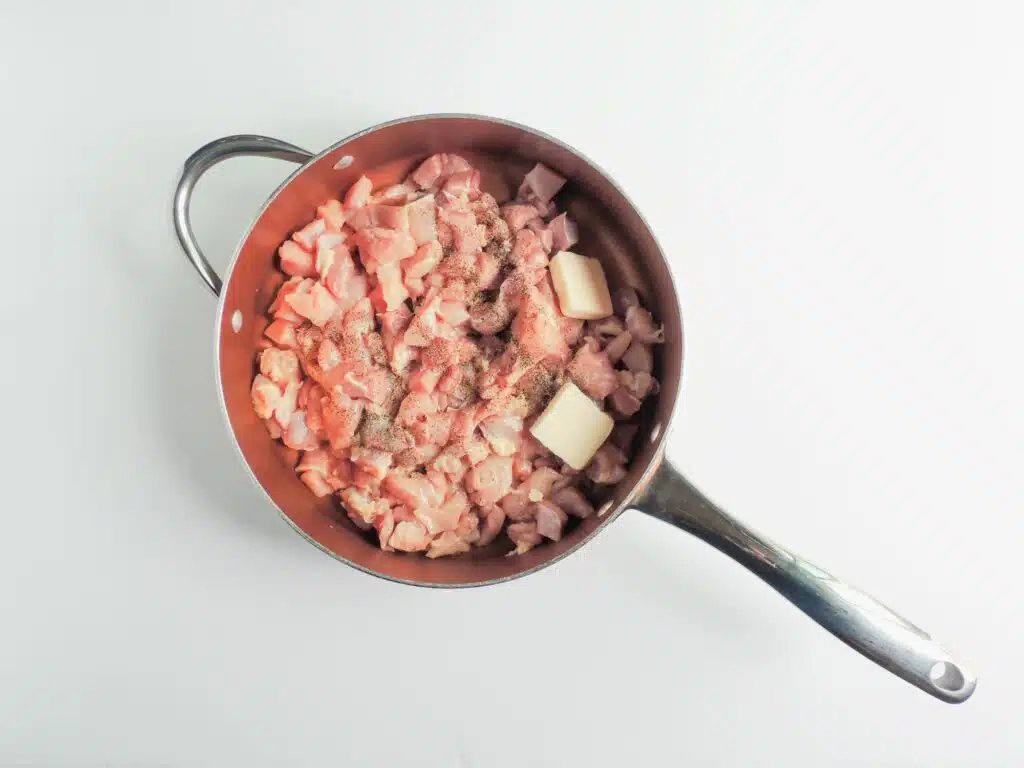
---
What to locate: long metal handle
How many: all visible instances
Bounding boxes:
[172,134,313,297]
[632,460,976,703]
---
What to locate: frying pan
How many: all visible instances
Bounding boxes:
[172,114,975,703]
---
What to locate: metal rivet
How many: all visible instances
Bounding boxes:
[231,310,243,333]
[650,422,662,443]
[334,155,354,170]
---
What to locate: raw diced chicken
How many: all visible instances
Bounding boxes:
[269,277,307,321]
[512,286,571,364]
[525,218,554,253]
[296,448,331,476]
[625,306,665,343]
[455,508,481,544]
[355,228,417,267]
[273,379,300,429]
[438,301,470,328]
[405,275,426,299]
[251,374,281,419]
[341,297,375,338]
[535,500,568,541]
[260,348,301,386]
[476,252,503,291]
[609,387,643,419]
[469,301,512,335]
[279,240,319,277]
[463,438,491,466]
[251,155,664,558]
[380,304,412,352]
[344,175,373,210]
[502,204,538,233]
[341,487,384,527]
[406,195,438,246]
[405,240,442,278]
[411,155,444,188]
[408,365,442,394]
[509,228,546,268]
[427,531,471,558]
[518,163,566,203]
[372,181,421,205]
[301,471,333,498]
[396,390,437,428]
[440,154,472,177]
[507,521,543,555]
[315,234,344,277]
[548,212,579,251]
[567,343,618,400]
[618,370,659,400]
[416,489,469,535]
[396,443,442,468]
[264,319,299,349]
[367,203,409,232]
[589,316,626,339]
[448,210,486,253]
[586,443,629,485]
[371,506,395,547]
[403,292,443,347]
[512,454,533,482]
[604,331,633,363]
[432,446,467,481]
[319,241,364,307]
[477,506,507,546]
[465,455,513,506]
[337,366,395,405]
[383,470,442,510]
[520,467,562,502]
[283,411,319,451]
[479,415,523,457]
[293,218,327,251]
[302,384,326,435]
[317,199,347,231]
[550,487,595,518]
[500,490,533,522]
[322,390,363,450]
[351,447,394,480]
[622,341,654,373]
[286,282,338,327]
[442,170,476,200]
[390,520,431,552]
[370,262,409,312]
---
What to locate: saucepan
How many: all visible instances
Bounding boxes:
[172,114,975,703]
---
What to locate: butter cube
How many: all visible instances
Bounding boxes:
[529,381,614,470]
[549,251,614,320]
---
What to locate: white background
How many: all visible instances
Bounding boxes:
[1,1,1021,765]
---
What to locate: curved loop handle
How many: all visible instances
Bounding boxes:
[633,461,976,704]
[172,134,314,296]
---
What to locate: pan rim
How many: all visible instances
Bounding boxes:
[212,112,684,587]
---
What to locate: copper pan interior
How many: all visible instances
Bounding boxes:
[217,116,682,586]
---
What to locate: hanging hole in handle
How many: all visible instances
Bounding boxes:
[929,662,967,693]
[334,155,354,170]
[231,310,243,333]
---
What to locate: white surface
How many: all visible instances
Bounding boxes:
[1,2,1021,765]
